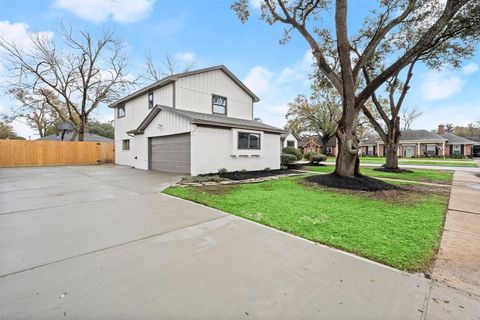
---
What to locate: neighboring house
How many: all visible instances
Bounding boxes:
[110,65,284,175]
[281,131,300,149]
[298,135,337,156]
[360,125,476,157]
[465,137,480,157]
[37,132,114,143]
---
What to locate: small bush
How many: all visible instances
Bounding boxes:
[449,154,464,159]
[280,165,288,170]
[240,169,248,172]
[310,154,327,164]
[218,168,228,175]
[304,151,316,161]
[282,146,303,161]
[264,167,271,171]
[281,153,297,166]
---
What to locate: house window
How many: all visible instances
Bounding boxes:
[452,145,461,155]
[122,139,130,151]
[287,140,295,147]
[325,146,333,155]
[367,147,373,156]
[117,105,125,118]
[427,144,436,156]
[238,132,261,150]
[148,92,154,109]
[212,95,227,115]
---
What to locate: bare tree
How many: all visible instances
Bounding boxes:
[144,52,195,82]
[0,25,134,141]
[6,88,68,137]
[232,0,480,177]
[401,107,423,131]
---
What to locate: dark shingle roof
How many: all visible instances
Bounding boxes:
[110,65,260,108]
[439,132,477,144]
[130,105,285,135]
[399,130,446,142]
[37,132,113,142]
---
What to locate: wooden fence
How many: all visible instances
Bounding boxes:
[0,140,115,167]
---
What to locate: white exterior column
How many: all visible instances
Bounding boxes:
[417,143,421,156]
[442,142,445,158]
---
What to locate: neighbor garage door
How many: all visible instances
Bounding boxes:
[149,133,191,173]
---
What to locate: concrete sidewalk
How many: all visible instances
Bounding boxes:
[433,170,480,297]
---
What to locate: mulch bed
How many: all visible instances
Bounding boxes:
[304,173,400,192]
[219,169,297,181]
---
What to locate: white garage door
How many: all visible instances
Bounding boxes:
[149,134,191,173]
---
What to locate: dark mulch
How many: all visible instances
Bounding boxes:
[218,169,297,181]
[374,167,414,173]
[304,173,400,192]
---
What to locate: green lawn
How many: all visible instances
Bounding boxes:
[326,156,476,167]
[164,176,448,271]
[304,165,453,184]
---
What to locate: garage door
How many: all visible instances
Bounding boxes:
[149,133,191,173]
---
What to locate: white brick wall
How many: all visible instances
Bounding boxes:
[191,126,281,176]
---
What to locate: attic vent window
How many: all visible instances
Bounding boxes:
[212,95,227,115]
[148,92,154,109]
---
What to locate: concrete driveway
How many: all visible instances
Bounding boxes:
[0,165,478,319]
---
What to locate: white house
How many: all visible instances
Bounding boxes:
[281,131,299,149]
[110,65,284,175]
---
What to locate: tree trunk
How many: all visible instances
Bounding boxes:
[78,114,86,142]
[384,117,401,170]
[334,111,361,177]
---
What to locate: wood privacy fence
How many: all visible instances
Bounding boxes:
[0,140,115,167]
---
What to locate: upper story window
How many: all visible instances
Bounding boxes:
[212,95,227,115]
[287,140,295,147]
[117,105,125,118]
[148,92,154,109]
[238,132,260,150]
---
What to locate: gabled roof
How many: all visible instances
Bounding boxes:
[280,131,301,140]
[37,132,113,142]
[400,130,446,142]
[298,135,336,148]
[110,65,260,108]
[439,132,477,145]
[128,105,285,135]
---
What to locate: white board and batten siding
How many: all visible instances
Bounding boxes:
[175,69,253,120]
[191,126,281,176]
[114,83,176,168]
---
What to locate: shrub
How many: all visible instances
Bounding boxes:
[240,169,248,172]
[304,151,316,161]
[218,168,228,175]
[282,146,303,161]
[281,153,297,166]
[280,165,288,170]
[310,154,327,164]
[264,167,271,171]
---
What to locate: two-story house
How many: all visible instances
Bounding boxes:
[110,66,284,175]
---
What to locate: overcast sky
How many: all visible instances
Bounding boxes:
[1,0,479,139]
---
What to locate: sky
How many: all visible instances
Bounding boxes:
[0,0,479,139]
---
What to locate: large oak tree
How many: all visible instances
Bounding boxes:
[0,26,134,141]
[232,0,480,177]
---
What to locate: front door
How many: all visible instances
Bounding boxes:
[404,146,415,158]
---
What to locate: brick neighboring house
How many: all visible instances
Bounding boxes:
[298,136,337,156]
[360,125,476,158]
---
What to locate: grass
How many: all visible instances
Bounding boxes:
[326,156,477,167]
[164,176,448,271]
[305,165,453,184]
